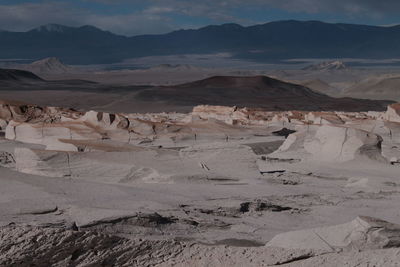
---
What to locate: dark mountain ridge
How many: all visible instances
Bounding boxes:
[0,69,43,82]
[1,20,400,64]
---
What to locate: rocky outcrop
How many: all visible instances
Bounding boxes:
[383,103,400,123]
[0,101,390,156]
[0,100,79,123]
[14,148,161,181]
[0,101,160,151]
[0,223,318,267]
[267,216,400,253]
[191,106,380,127]
[1,220,400,266]
[0,119,6,131]
[304,112,345,125]
[13,142,260,184]
[192,105,308,126]
[0,224,186,266]
[192,105,250,125]
[272,124,385,162]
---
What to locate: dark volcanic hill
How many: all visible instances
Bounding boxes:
[0,71,392,112]
[137,76,392,112]
[1,21,400,64]
[0,69,43,82]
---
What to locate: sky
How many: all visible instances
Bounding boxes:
[1,0,400,36]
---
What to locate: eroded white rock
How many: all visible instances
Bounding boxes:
[273,125,385,162]
[383,103,400,123]
[267,216,400,252]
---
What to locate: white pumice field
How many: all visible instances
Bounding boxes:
[1,97,400,266]
[3,6,400,265]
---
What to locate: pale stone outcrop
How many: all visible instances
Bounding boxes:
[305,112,344,125]
[273,124,385,162]
[0,102,138,151]
[192,105,248,125]
[383,103,400,123]
[192,105,307,126]
[14,148,154,180]
[0,119,7,131]
[0,101,392,155]
[267,216,400,253]
[13,142,260,184]
[0,224,318,267]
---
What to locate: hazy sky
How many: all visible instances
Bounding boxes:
[1,0,400,35]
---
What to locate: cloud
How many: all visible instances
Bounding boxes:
[86,0,400,16]
[257,0,400,16]
[83,0,400,27]
[85,13,176,35]
[143,7,175,15]
[0,2,85,31]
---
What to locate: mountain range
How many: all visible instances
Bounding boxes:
[1,20,400,64]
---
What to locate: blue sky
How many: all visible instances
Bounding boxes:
[1,0,399,35]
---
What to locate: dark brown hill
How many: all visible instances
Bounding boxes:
[137,76,392,112]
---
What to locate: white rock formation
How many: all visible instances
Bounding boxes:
[13,141,260,184]
[383,103,400,123]
[305,112,344,125]
[267,216,400,253]
[0,224,317,267]
[192,105,248,125]
[273,124,385,162]
[0,119,7,130]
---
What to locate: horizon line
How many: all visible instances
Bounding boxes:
[2,19,399,38]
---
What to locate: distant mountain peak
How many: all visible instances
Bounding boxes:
[32,24,71,33]
[265,20,326,26]
[219,23,243,28]
[149,64,202,71]
[32,57,64,65]
[303,61,348,71]
[200,23,244,31]
[78,25,104,32]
